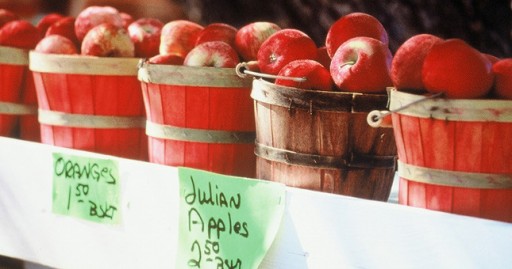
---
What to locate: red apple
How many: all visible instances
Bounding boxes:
[183,41,239,68]
[234,21,281,61]
[128,18,163,58]
[0,9,18,28]
[36,13,64,35]
[148,53,184,65]
[195,23,237,47]
[74,5,124,42]
[120,12,134,29]
[491,58,512,99]
[325,12,389,58]
[45,16,80,47]
[81,23,134,57]
[330,36,393,93]
[422,39,494,98]
[275,59,333,91]
[159,20,204,58]
[35,34,79,54]
[316,46,331,69]
[257,29,317,75]
[391,33,443,91]
[0,20,41,49]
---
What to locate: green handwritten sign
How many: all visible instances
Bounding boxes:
[52,152,121,224]
[177,168,286,269]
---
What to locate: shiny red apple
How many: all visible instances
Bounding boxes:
[422,38,494,98]
[45,16,80,47]
[257,29,317,75]
[275,59,333,91]
[0,20,41,49]
[391,33,443,92]
[330,36,392,93]
[195,22,237,47]
[36,13,64,35]
[325,12,389,58]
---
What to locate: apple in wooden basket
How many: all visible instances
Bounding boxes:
[422,38,494,98]
[275,59,333,91]
[0,9,18,28]
[45,16,80,47]
[0,20,41,49]
[183,41,239,68]
[195,22,237,47]
[128,18,164,58]
[35,34,79,54]
[316,46,331,69]
[257,28,318,75]
[74,5,124,42]
[330,36,392,93]
[491,58,512,99]
[234,21,281,61]
[391,33,443,92]
[159,20,204,58]
[81,23,135,57]
[148,53,184,65]
[325,12,389,58]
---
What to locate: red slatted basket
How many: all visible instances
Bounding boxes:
[390,89,512,222]
[138,62,256,178]
[0,45,38,139]
[29,51,147,160]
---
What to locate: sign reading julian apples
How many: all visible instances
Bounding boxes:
[52,152,121,225]
[177,168,285,269]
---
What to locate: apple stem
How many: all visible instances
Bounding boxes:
[236,62,307,82]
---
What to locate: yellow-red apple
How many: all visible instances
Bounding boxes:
[234,21,281,61]
[183,41,239,68]
[81,23,134,57]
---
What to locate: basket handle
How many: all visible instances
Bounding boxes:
[235,61,307,82]
[367,91,444,128]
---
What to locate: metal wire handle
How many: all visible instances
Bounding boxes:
[235,61,307,82]
[367,92,444,128]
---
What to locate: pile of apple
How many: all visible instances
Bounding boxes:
[2,7,510,99]
[391,33,512,99]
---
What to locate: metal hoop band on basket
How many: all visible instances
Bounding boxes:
[255,143,396,169]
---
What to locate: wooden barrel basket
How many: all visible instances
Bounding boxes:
[138,62,256,178]
[390,89,512,222]
[0,45,39,140]
[252,79,397,201]
[29,51,148,160]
